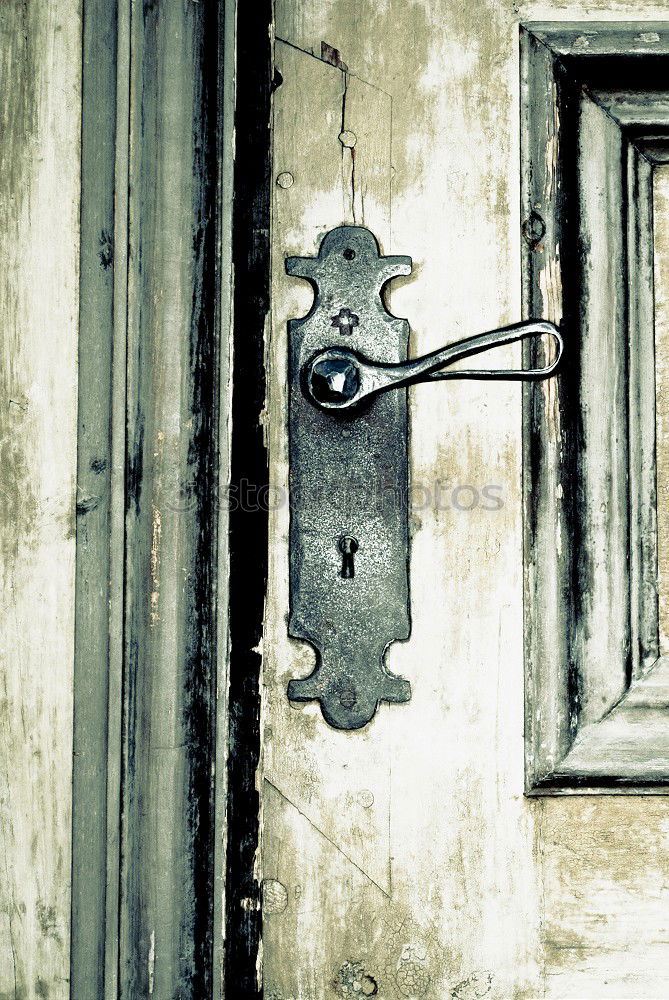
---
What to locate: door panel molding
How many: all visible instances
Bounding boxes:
[522,22,669,794]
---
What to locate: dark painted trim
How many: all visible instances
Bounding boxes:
[74,0,269,990]
[117,0,223,991]
[529,774,669,793]
[224,0,273,993]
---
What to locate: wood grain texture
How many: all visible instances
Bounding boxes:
[266,3,669,998]
[655,166,669,652]
[555,657,669,781]
[118,0,222,994]
[522,25,666,791]
[264,47,397,983]
[627,148,658,677]
[214,0,237,991]
[541,794,669,999]
[0,0,82,995]
[521,24,573,784]
[573,92,629,724]
[267,9,541,998]
[71,0,117,993]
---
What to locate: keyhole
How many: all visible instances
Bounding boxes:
[339,535,358,578]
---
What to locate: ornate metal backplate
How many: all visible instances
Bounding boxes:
[286,226,412,729]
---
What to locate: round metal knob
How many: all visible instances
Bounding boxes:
[309,356,360,405]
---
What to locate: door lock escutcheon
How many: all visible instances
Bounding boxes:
[286,225,562,730]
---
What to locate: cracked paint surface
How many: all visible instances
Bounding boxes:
[263,2,669,999]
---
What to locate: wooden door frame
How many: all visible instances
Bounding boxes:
[224,0,272,994]
[72,0,269,994]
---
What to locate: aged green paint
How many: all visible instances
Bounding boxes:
[73,0,233,994]
[72,0,118,994]
[118,0,223,995]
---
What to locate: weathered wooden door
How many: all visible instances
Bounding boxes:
[6,1,669,997]
[1,0,233,995]
[260,6,669,999]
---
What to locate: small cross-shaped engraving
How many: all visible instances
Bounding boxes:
[330,307,359,336]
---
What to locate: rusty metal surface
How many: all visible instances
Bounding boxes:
[287,226,412,729]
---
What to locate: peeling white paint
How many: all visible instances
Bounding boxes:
[148,930,155,994]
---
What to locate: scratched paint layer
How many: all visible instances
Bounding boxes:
[265,2,669,998]
[655,167,669,654]
[0,0,82,995]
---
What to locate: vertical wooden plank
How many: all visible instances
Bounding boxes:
[213,2,237,993]
[521,28,574,784]
[267,7,545,997]
[266,6,669,1000]
[574,93,630,723]
[118,0,222,993]
[105,2,131,993]
[264,37,397,982]
[343,74,392,238]
[223,0,272,993]
[655,167,669,653]
[0,0,82,995]
[522,32,649,781]
[628,148,658,676]
[71,0,117,993]
[519,19,669,1000]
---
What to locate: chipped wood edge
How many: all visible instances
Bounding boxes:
[213,0,238,995]
[222,0,272,995]
[72,0,234,991]
[74,0,246,991]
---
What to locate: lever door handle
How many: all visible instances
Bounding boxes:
[305,319,563,410]
[286,225,562,730]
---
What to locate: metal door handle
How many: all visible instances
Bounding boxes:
[286,225,563,730]
[305,319,563,410]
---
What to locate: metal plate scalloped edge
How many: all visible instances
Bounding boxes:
[286,226,412,729]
